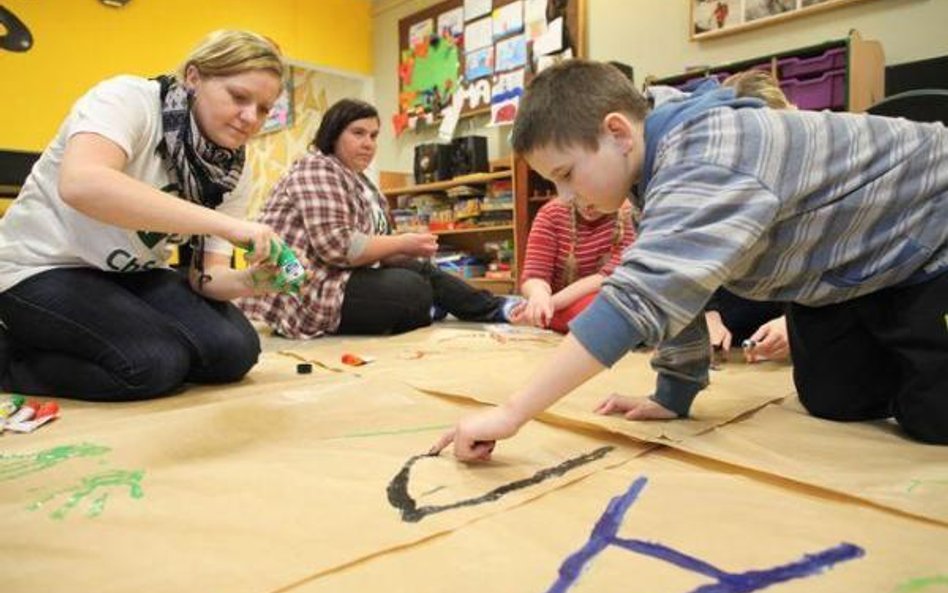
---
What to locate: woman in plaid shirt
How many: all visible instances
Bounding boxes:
[240,99,518,338]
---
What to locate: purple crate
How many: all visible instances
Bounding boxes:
[780,69,846,111]
[779,47,847,79]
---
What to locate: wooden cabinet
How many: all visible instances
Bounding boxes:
[381,161,519,295]
[512,153,557,278]
[646,30,884,113]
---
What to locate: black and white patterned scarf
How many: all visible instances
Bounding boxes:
[155,74,245,207]
[154,75,246,283]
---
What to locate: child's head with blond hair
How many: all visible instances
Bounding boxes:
[721,70,793,109]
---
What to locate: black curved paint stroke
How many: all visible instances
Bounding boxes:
[0,6,33,53]
[387,446,614,523]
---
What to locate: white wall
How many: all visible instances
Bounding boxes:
[593,0,948,81]
[373,0,948,173]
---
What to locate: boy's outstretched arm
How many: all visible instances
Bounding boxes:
[430,334,606,461]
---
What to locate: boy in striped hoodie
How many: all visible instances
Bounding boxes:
[432,59,947,459]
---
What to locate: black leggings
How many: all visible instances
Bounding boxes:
[0,268,259,402]
[787,272,948,444]
[336,259,505,335]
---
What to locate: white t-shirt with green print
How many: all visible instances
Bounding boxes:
[0,75,249,292]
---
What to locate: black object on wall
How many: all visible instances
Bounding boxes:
[0,150,40,196]
[0,5,33,53]
[885,56,948,96]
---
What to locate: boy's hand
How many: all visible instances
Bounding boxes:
[594,393,678,420]
[745,316,790,363]
[429,405,525,461]
[705,310,732,358]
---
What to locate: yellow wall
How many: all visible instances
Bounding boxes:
[0,0,372,151]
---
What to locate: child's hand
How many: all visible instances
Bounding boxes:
[594,393,678,420]
[507,300,529,324]
[429,405,525,462]
[705,310,733,358]
[520,294,554,328]
[745,316,790,363]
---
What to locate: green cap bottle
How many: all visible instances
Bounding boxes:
[245,239,305,294]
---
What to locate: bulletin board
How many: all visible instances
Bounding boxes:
[393,0,585,136]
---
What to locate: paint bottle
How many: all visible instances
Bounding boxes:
[245,239,305,294]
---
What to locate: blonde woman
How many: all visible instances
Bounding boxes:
[0,30,286,401]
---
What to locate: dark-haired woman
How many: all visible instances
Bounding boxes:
[240,98,519,337]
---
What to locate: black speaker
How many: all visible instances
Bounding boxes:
[451,136,488,176]
[414,143,453,184]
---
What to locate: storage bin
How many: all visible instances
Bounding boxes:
[780,69,847,111]
[779,47,846,79]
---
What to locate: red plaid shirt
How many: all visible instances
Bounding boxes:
[239,151,389,337]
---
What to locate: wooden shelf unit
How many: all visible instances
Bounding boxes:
[646,30,884,113]
[382,162,518,294]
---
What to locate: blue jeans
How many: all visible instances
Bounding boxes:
[0,267,259,401]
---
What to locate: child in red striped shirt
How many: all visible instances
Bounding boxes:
[512,198,635,333]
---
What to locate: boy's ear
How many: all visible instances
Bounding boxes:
[602,112,636,153]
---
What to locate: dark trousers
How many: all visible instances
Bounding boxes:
[787,272,948,444]
[336,259,505,335]
[0,268,259,402]
[711,288,785,343]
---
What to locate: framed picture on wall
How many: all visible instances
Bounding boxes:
[691,0,877,41]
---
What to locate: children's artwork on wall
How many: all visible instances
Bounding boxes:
[495,34,526,72]
[464,16,493,51]
[535,47,573,74]
[490,68,524,126]
[524,0,546,23]
[465,46,494,80]
[437,6,465,37]
[396,0,585,134]
[409,18,434,48]
[492,0,524,40]
[398,34,461,133]
[459,77,493,111]
[532,16,563,56]
[691,0,878,40]
[464,0,492,21]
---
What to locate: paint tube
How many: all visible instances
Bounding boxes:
[7,400,40,423]
[0,394,25,419]
[5,402,59,434]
